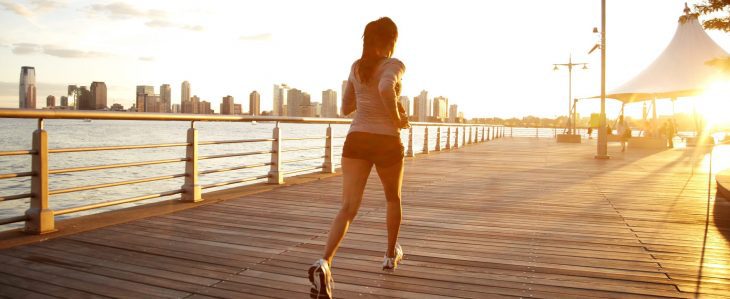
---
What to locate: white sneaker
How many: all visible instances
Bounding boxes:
[308,259,333,299]
[382,243,404,271]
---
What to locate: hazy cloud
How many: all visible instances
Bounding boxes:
[11,43,109,58]
[90,2,202,32]
[11,43,41,55]
[0,0,64,17]
[0,1,34,17]
[0,81,69,97]
[239,33,273,41]
[138,56,155,62]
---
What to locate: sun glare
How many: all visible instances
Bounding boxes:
[697,80,730,127]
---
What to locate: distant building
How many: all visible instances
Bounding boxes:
[432,96,448,122]
[90,81,107,110]
[249,90,261,116]
[399,96,410,118]
[67,85,77,109]
[315,102,322,117]
[199,100,212,114]
[160,84,171,113]
[135,85,154,112]
[234,104,242,115]
[145,95,161,113]
[273,84,289,116]
[110,103,124,111]
[221,95,235,115]
[413,90,429,122]
[449,104,458,123]
[191,95,201,114]
[171,104,181,113]
[19,66,36,109]
[60,96,68,107]
[321,89,338,118]
[46,95,55,108]
[77,86,92,110]
[181,81,192,113]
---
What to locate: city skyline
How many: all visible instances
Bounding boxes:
[2,1,730,119]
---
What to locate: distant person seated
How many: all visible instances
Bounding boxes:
[587,127,593,139]
[606,125,613,135]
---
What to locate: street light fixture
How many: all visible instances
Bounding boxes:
[553,55,587,135]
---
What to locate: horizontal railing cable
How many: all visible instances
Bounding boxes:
[201,175,270,190]
[0,171,33,179]
[199,162,272,175]
[198,150,273,161]
[199,138,274,145]
[54,189,184,216]
[0,193,32,202]
[49,158,187,174]
[48,143,189,153]
[0,150,35,156]
[49,173,188,195]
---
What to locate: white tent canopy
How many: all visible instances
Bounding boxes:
[606,7,729,103]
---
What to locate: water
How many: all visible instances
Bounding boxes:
[0,118,450,229]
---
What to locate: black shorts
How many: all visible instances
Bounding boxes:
[342,132,404,167]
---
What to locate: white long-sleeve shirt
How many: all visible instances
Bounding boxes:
[342,58,406,137]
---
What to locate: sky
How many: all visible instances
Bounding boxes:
[1,0,730,120]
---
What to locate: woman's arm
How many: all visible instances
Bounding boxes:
[378,59,406,126]
[341,79,356,116]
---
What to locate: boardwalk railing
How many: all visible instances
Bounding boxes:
[0,109,503,234]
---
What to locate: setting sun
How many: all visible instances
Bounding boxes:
[697,80,730,127]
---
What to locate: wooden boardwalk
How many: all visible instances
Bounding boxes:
[1,138,729,298]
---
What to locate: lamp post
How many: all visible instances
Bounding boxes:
[595,0,610,159]
[553,55,587,135]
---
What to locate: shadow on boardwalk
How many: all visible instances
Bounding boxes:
[0,138,728,298]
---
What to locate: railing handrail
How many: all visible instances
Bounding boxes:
[0,108,500,127]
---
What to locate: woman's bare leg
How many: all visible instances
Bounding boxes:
[375,158,405,257]
[322,157,373,265]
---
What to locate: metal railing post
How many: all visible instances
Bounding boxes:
[468,126,473,144]
[406,126,414,157]
[181,121,202,202]
[422,126,429,154]
[482,126,486,142]
[454,127,459,149]
[322,125,335,173]
[268,123,284,184]
[435,127,441,151]
[445,127,451,149]
[25,119,55,234]
[462,126,467,147]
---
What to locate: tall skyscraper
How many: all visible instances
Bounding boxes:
[286,88,311,117]
[413,90,429,122]
[221,95,235,115]
[432,96,449,122]
[449,104,459,123]
[77,86,92,110]
[191,95,200,114]
[273,84,289,116]
[160,84,171,113]
[321,89,338,118]
[399,96,410,118]
[136,85,154,112]
[181,81,191,113]
[46,95,55,108]
[19,66,36,109]
[249,90,261,116]
[90,81,107,110]
[60,96,68,107]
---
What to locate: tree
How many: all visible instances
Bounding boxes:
[695,0,730,31]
